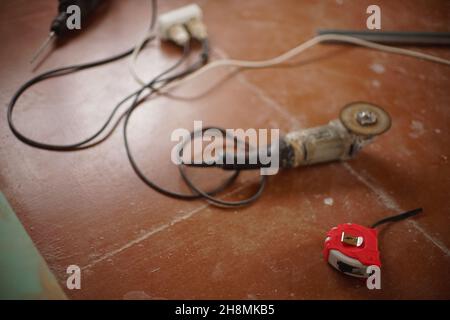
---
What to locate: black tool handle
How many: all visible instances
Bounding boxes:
[50,0,103,36]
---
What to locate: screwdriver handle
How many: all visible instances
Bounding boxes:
[50,0,103,36]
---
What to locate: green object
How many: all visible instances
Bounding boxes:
[0,192,67,300]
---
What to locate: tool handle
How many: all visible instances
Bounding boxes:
[51,0,103,36]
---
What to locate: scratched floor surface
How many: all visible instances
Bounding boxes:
[0,0,449,299]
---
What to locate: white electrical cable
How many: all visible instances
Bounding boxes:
[151,34,450,94]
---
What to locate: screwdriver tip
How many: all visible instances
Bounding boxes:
[30,32,56,64]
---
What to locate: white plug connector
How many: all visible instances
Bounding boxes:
[157,4,207,45]
[186,17,208,40]
[167,24,190,46]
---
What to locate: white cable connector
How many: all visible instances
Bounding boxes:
[157,4,205,44]
[186,18,208,40]
[167,24,190,46]
[129,3,208,85]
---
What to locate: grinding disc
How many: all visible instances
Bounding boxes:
[340,102,391,136]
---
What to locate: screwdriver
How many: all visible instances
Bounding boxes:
[30,0,103,64]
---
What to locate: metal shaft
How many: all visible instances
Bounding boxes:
[30,31,56,64]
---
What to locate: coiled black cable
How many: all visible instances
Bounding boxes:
[121,40,265,204]
[7,0,265,207]
[176,127,267,207]
[120,40,267,207]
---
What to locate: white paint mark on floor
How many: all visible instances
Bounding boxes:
[123,291,152,300]
[247,293,258,300]
[371,79,381,88]
[82,181,257,270]
[237,74,301,128]
[409,220,450,257]
[324,197,334,206]
[213,46,302,129]
[82,204,209,271]
[370,63,385,74]
[343,163,398,211]
[409,120,425,139]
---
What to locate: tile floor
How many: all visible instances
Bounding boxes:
[0,0,449,299]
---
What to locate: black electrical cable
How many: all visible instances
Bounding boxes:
[176,127,267,207]
[67,37,211,151]
[370,208,423,228]
[122,40,246,201]
[7,0,263,207]
[99,43,211,150]
[7,0,158,151]
[121,39,266,206]
[9,14,236,202]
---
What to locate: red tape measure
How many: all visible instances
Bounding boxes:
[323,208,422,278]
[324,223,381,277]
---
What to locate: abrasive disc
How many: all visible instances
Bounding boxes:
[340,102,391,136]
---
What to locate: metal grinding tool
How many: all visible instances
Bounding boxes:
[188,101,392,171]
[279,101,392,169]
[177,101,392,206]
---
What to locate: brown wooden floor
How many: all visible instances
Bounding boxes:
[0,0,449,299]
